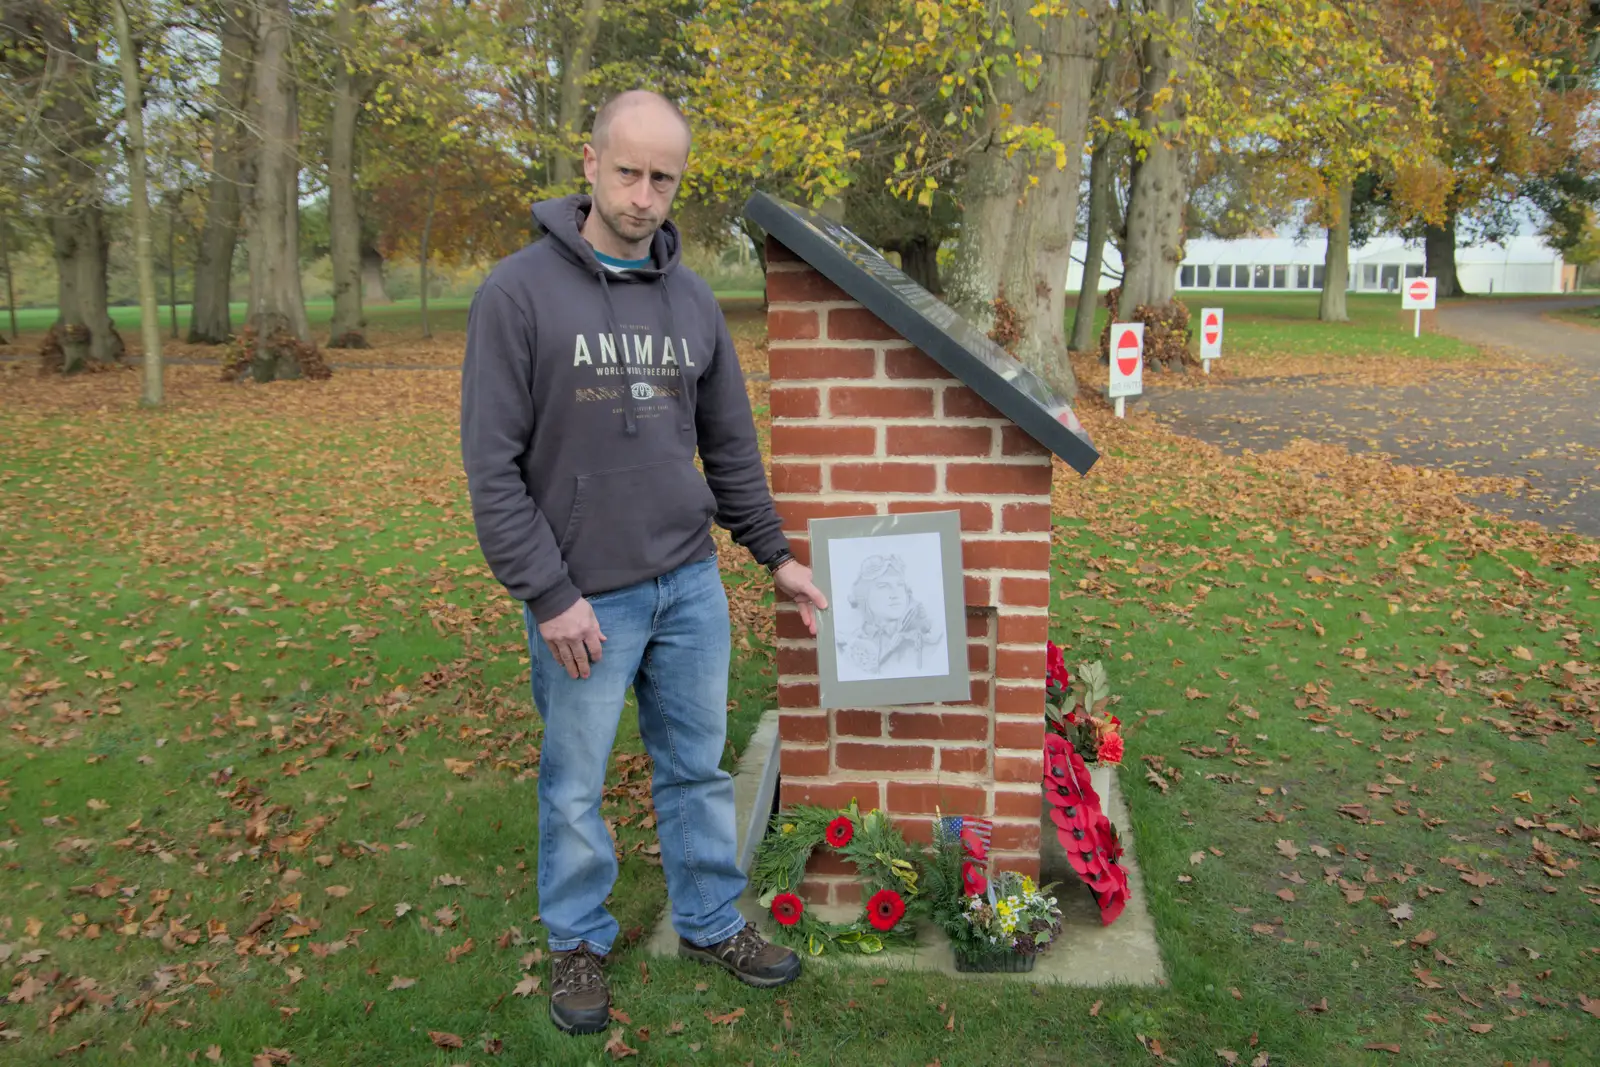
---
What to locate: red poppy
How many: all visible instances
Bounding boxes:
[770,892,804,927]
[1046,642,1072,695]
[824,816,853,848]
[961,861,988,897]
[866,889,906,931]
[1098,734,1125,765]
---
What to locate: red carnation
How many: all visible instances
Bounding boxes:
[961,861,988,897]
[866,889,906,932]
[1098,734,1125,765]
[770,892,804,927]
[825,816,854,848]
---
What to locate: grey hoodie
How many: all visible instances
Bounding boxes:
[460,194,788,622]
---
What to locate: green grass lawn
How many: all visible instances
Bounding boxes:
[1,369,1595,1065]
[1549,303,1600,329]
[1067,292,1483,361]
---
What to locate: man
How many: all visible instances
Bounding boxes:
[460,89,828,1036]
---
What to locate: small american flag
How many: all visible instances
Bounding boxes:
[940,814,992,857]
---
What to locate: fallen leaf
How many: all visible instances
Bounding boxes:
[1362,1044,1400,1054]
[445,937,474,963]
[1466,1023,1492,1034]
[1089,1000,1102,1017]
[513,974,540,997]
[387,976,417,991]
[1387,903,1412,925]
[1274,840,1299,860]
[705,1007,745,1026]
[1217,1052,1239,1065]
[395,813,427,830]
[1579,993,1600,1019]
[324,886,351,899]
[603,1028,638,1060]
[1275,889,1296,902]
[429,1031,463,1049]
[1410,930,1437,947]
[1190,851,1205,866]
[205,1046,222,1063]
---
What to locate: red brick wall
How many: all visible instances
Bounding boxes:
[765,236,1052,904]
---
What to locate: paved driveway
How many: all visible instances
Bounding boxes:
[1147,297,1600,537]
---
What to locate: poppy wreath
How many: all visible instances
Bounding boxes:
[1043,732,1131,926]
[750,800,921,956]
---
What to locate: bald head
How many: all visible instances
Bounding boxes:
[590,90,692,157]
[580,90,692,259]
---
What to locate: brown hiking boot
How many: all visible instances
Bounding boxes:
[549,946,610,1034]
[678,922,801,988]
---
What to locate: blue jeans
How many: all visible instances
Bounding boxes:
[523,553,747,956]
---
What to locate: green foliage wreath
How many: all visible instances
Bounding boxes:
[750,801,921,956]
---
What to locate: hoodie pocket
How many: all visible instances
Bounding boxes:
[557,460,717,589]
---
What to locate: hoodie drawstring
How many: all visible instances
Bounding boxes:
[658,283,694,432]
[596,271,640,436]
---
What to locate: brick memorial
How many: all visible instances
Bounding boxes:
[744,192,1100,905]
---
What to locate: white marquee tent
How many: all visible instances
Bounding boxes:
[1065,234,1569,295]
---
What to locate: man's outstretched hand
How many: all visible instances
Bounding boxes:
[539,598,607,679]
[773,560,828,635]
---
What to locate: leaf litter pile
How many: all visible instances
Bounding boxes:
[1,337,1596,1065]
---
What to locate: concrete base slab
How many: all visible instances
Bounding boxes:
[646,712,1165,986]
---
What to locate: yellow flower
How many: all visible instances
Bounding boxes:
[1021,875,1037,895]
[781,823,795,834]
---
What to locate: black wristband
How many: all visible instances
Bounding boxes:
[764,549,795,574]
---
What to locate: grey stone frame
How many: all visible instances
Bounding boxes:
[809,510,970,710]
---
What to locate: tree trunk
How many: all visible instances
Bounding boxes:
[167,200,179,338]
[17,5,125,371]
[550,0,605,189]
[326,0,366,347]
[112,0,163,406]
[1319,175,1352,323]
[1,216,14,340]
[891,237,940,294]
[1118,0,1193,320]
[1425,213,1464,298]
[420,162,439,339]
[245,0,316,381]
[946,0,1104,398]
[1070,135,1115,351]
[189,1,253,344]
[361,241,391,303]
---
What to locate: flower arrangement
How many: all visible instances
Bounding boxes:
[750,801,920,955]
[924,817,1063,971]
[1045,643,1123,766]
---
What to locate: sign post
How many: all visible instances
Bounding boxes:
[1108,322,1144,418]
[1199,307,1223,373]
[1401,277,1436,338]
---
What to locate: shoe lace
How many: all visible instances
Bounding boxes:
[721,923,768,963]
[555,947,604,994]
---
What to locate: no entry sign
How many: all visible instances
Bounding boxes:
[1199,307,1224,361]
[1108,322,1143,408]
[1401,277,1436,310]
